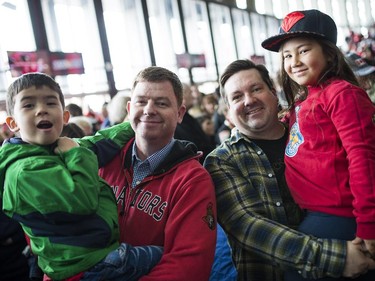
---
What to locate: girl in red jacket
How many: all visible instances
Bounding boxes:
[262,9,375,281]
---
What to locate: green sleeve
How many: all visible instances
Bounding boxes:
[77,121,134,149]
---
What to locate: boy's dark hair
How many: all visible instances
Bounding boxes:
[220,59,275,104]
[132,66,183,107]
[60,123,85,138]
[7,72,64,116]
[65,103,83,117]
[196,114,212,126]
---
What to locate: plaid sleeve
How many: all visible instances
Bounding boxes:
[204,141,346,279]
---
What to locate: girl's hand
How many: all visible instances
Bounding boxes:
[343,241,375,278]
[353,237,375,259]
[54,137,79,154]
[364,239,375,258]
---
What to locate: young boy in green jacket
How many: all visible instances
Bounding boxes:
[0,72,162,281]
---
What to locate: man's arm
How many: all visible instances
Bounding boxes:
[328,88,375,241]
[204,144,346,279]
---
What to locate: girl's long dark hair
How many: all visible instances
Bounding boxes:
[281,38,359,109]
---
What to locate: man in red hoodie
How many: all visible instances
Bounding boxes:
[96,66,217,281]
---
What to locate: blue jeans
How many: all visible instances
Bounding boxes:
[209,224,237,281]
[284,211,375,281]
[81,243,163,281]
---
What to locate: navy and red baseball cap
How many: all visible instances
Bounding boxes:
[262,9,337,52]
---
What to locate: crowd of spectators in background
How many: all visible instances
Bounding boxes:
[1,29,375,147]
[345,27,375,102]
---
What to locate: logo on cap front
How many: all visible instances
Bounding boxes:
[281,11,305,32]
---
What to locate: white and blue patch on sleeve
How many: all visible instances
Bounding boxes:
[285,106,304,158]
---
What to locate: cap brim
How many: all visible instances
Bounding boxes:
[262,31,328,52]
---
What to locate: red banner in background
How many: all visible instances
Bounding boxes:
[250,55,266,65]
[7,51,84,77]
[7,51,51,77]
[176,53,206,69]
[50,52,84,76]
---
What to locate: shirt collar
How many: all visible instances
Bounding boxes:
[132,138,176,172]
[230,128,248,144]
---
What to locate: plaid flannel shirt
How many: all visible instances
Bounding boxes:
[204,128,346,281]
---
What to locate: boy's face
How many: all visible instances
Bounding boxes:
[6,85,69,145]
